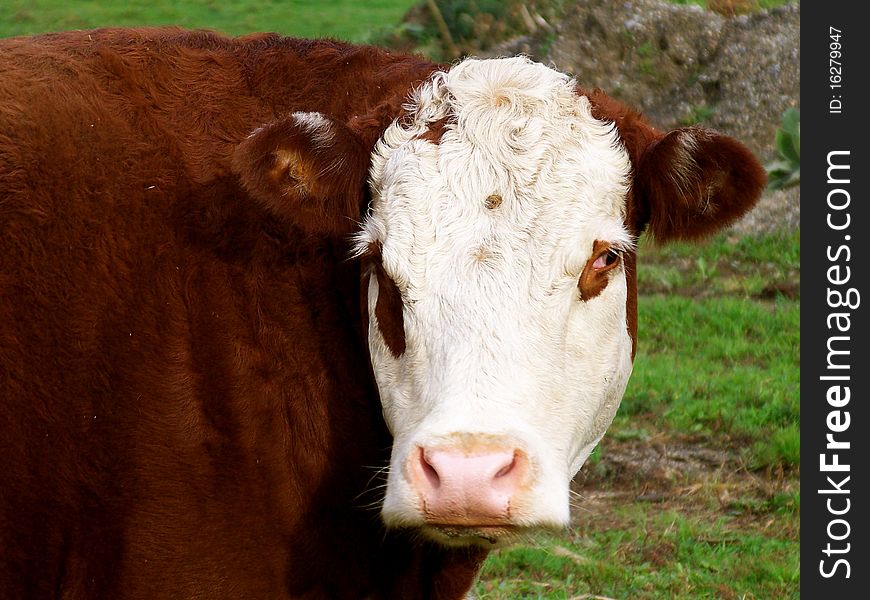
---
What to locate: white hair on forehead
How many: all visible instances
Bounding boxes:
[405,56,578,125]
[355,57,631,262]
[370,56,584,173]
[445,56,577,118]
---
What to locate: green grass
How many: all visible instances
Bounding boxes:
[636,229,800,298]
[625,295,799,462]
[0,0,417,40]
[477,508,799,599]
[679,104,717,126]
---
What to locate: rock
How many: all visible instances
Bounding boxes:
[730,184,800,235]
[699,6,800,163]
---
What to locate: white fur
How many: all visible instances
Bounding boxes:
[291,111,334,148]
[356,57,635,535]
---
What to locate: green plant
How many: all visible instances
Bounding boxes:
[693,255,718,281]
[765,107,800,190]
[679,103,716,126]
[636,41,657,76]
[537,31,557,57]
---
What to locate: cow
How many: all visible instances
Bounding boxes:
[0,28,765,599]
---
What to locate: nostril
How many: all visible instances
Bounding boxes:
[494,452,518,478]
[418,447,441,489]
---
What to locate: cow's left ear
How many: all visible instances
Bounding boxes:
[232,112,370,236]
[631,127,766,243]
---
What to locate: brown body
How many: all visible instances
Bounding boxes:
[0,28,483,599]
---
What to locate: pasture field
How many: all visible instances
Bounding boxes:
[0,0,417,40]
[2,2,800,598]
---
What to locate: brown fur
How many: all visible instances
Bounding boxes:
[370,246,408,358]
[415,116,451,145]
[623,250,640,360]
[633,127,767,243]
[232,113,371,236]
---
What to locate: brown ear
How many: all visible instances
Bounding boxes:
[232,112,370,236]
[632,127,766,243]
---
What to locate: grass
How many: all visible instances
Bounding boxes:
[679,104,717,126]
[5,4,799,598]
[477,508,799,599]
[625,295,799,464]
[0,0,418,40]
[636,229,800,298]
[627,230,800,469]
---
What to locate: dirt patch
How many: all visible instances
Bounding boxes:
[570,430,799,538]
[581,437,739,487]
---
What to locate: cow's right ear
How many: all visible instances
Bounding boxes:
[232,112,370,236]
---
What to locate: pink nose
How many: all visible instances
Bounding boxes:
[410,445,528,525]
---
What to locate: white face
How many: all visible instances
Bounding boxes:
[355,57,636,546]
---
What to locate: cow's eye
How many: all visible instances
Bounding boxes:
[578,242,622,301]
[591,248,621,271]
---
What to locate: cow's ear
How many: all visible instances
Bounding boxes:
[631,127,766,243]
[232,112,370,236]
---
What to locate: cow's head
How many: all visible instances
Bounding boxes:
[234,56,765,547]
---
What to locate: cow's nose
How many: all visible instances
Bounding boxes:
[410,445,529,525]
